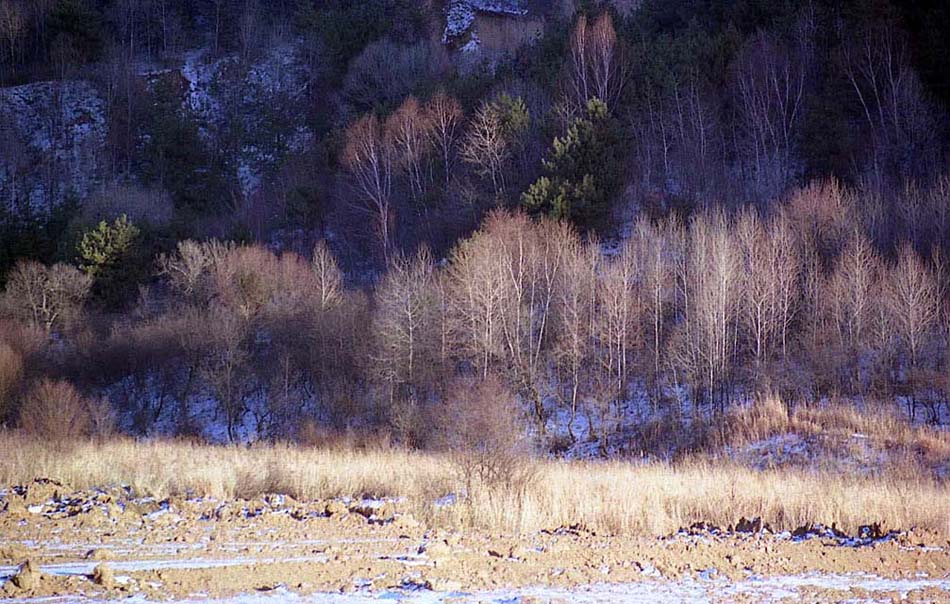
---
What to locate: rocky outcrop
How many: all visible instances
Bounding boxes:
[443,0,532,53]
[0,80,106,213]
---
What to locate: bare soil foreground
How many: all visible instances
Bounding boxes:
[1,479,948,604]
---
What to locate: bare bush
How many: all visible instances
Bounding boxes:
[18,379,102,444]
[434,375,536,497]
[159,239,235,304]
[343,39,447,113]
[81,182,174,228]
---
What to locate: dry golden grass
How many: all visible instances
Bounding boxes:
[1,431,946,538]
[718,395,950,469]
[723,395,948,450]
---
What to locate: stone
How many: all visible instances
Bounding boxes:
[376,502,397,521]
[324,500,348,517]
[425,577,462,592]
[11,560,39,590]
[92,563,115,589]
[509,544,531,560]
[85,548,113,561]
[735,516,763,533]
[420,540,452,559]
[392,514,420,531]
[0,545,28,563]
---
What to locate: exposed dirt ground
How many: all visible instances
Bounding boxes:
[1,479,948,603]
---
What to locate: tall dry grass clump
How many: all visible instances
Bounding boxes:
[719,394,950,467]
[0,431,946,538]
[0,343,23,423]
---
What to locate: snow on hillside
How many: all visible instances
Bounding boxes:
[0,41,313,218]
[161,42,314,197]
[0,80,107,212]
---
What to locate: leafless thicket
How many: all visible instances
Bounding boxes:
[4,179,950,448]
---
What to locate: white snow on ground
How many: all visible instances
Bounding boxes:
[0,556,329,581]
[1,574,947,603]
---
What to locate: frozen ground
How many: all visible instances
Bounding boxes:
[2,573,948,603]
[3,480,947,604]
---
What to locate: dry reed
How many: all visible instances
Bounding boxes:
[1,431,946,538]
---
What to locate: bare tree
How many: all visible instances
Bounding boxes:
[1,262,92,334]
[772,211,801,358]
[841,23,939,184]
[372,247,440,408]
[342,114,396,261]
[657,75,719,200]
[238,0,261,61]
[630,217,676,405]
[591,237,643,449]
[827,233,881,353]
[736,209,801,366]
[461,102,510,200]
[0,0,24,69]
[202,305,250,443]
[732,17,813,199]
[678,212,741,410]
[447,215,508,378]
[567,12,625,111]
[447,212,564,435]
[426,90,463,188]
[884,243,940,368]
[310,240,343,312]
[552,231,597,442]
[496,216,567,434]
[388,96,433,204]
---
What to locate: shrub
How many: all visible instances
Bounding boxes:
[433,375,536,496]
[17,379,110,444]
[0,343,23,424]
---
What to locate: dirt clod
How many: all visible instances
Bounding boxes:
[11,560,40,590]
[92,563,115,589]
